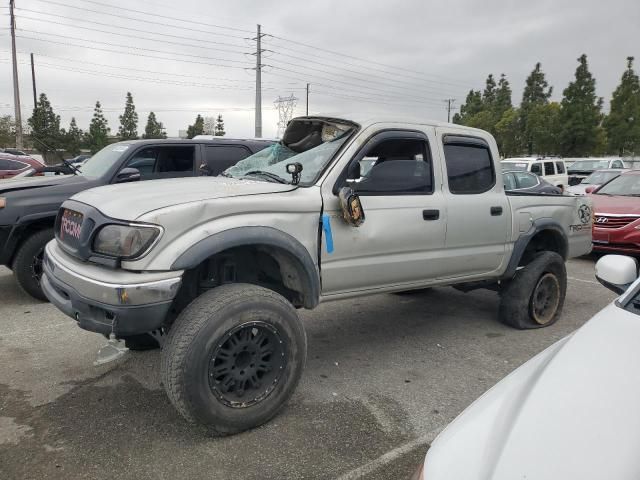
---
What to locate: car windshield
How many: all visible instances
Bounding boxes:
[501,162,528,171]
[596,174,640,196]
[568,160,610,171]
[581,170,621,185]
[77,144,131,177]
[225,122,354,185]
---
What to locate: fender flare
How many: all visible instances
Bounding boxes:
[502,219,568,280]
[171,226,320,308]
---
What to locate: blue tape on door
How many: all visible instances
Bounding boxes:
[322,213,334,254]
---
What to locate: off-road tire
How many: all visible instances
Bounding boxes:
[122,334,160,351]
[12,229,54,302]
[499,251,566,329]
[161,283,307,435]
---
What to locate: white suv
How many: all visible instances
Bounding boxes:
[501,157,568,189]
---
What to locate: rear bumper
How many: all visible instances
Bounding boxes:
[42,241,183,336]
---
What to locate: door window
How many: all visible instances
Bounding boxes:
[544,162,555,176]
[555,161,566,174]
[0,159,27,170]
[514,172,538,189]
[612,160,624,168]
[202,145,252,176]
[530,163,542,175]
[354,138,432,194]
[122,146,195,180]
[443,140,495,194]
[502,172,516,190]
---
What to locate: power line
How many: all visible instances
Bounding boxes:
[17,16,250,57]
[15,34,252,70]
[27,0,250,40]
[264,66,447,107]
[266,34,474,88]
[3,50,295,86]
[16,10,249,51]
[17,30,251,66]
[74,0,254,33]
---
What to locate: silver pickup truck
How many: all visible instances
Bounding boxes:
[42,116,593,434]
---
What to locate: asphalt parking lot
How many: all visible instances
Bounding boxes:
[0,256,616,480]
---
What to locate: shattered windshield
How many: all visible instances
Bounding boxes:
[225,120,354,185]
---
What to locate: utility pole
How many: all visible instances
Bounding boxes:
[30,52,37,108]
[306,83,310,116]
[9,0,23,149]
[252,24,265,138]
[444,98,456,123]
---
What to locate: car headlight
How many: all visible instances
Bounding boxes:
[92,224,161,259]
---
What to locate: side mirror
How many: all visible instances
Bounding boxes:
[346,161,361,182]
[115,167,141,183]
[338,186,365,227]
[595,255,638,294]
[585,186,596,194]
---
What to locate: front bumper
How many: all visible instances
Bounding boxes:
[592,225,640,255]
[42,241,183,336]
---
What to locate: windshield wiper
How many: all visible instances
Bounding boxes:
[30,136,81,175]
[243,170,289,184]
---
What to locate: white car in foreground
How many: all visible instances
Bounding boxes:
[416,254,640,480]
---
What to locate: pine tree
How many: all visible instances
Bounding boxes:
[520,62,553,155]
[203,116,216,135]
[482,74,497,108]
[558,54,603,156]
[86,101,110,154]
[142,112,166,139]
[452,90,483,124]
[186,114,204,138]
[527,102,562,155]
[214,114,226,136]
[495,74,513,118]
[27,93,62,155]
[118,92,138,140]
[495,108,523,157]
[64,117,84,156]
[604,56,640,156]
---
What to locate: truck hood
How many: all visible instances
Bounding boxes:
[589,193,640,215]
[0,173,87,194]
[423,303,640,480]
[71,176,296,219]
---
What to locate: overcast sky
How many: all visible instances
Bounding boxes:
[1,0,638,139]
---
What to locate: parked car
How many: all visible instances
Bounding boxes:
[416,254,640,480]
[42,115,592,435]
[567,157,626,186]
[502,170,562,194]
[0,137,274,301]
[589,170,640,254]
[501,157,568,188]
[0,158,31,179]
[1,148,29,156]
[566,168,629,195]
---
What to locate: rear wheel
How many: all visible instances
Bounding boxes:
[161,283,306,435]
[499,251,566,329]
[12,229,54,302]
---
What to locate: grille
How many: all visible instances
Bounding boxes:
[593,215,640,229]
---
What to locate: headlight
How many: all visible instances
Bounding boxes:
[92,224,161,259]
[0,197,5,209]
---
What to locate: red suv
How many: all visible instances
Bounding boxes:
[589,170,640,254]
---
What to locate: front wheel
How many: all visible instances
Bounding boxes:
[161,283,307,435]
[12,229,54,301]
[499,251,567,329]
